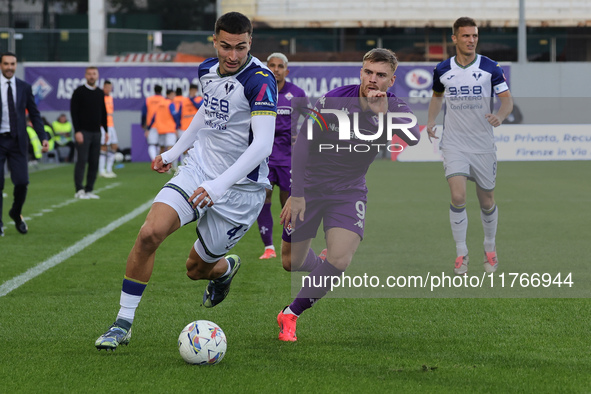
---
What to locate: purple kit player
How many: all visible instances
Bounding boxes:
[277,48,420,341]
[257,53,310,260]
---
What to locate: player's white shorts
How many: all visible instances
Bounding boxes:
[101,126,118,145]
[153,163,265,262]
[147,128,159,145]
[442,149,497,191]
[159,133,177,148]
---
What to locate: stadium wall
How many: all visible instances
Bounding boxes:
[20,62,591,161]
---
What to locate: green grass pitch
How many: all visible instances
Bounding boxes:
[0,160,589,392]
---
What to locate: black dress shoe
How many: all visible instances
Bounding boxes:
[9,210,28,234]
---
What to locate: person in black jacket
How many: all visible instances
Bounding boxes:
[70,66,107,199]
[0,52,48,236]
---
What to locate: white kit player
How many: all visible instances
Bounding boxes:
[99,80,119,178]
[427,16,513,276]
[95,12,277,351]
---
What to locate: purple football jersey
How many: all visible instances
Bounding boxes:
[291,84,420,197]
[269,81,310,167]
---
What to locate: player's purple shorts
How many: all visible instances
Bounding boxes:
[268,165,291,192]
[282,221,293,242]
[290,189,367,243]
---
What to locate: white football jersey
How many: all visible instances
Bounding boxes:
[189,55,277,188]
[432,54,509,153]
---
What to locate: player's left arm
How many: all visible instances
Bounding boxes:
[191,114,275,207]
[190,70,278,206]
[485,90,513,127]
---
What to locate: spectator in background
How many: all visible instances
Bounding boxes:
[70,66,107,200]
[41,116,58,162]
[174,85,203,164]
[154,89,180,163]
[99,80,119,178]
[26,117,43,163]
[141,84,163,161]
[52,113,75,162]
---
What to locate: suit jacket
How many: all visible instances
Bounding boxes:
[0,78,47,156]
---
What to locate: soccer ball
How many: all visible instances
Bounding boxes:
[114,151,125,163]
[178,320,227,365]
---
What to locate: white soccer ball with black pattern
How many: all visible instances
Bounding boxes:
[178,320,227,365]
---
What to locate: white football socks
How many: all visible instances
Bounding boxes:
[450,203,468,257]
[117,292,143,324]
[481,204,498,253]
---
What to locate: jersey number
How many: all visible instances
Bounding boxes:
[227,225,244,240]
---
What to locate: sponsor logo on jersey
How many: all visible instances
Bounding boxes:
[254,101,275,107]
[256,71,269,77]
[277,107,292,116]
[256,83,276,104]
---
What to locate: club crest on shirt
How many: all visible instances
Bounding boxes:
[285,92,294,101]
[224,82,235,95]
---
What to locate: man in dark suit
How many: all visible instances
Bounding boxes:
[0,52,48,236]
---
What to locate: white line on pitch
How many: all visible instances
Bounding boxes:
[0,199,153,298]
[5,183,121,225]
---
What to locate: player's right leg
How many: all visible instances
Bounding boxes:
[473,152,499,273]
[443,150,471,274]
[146,128,159,161]
[476,185,498,273]
[279,228,360,342]
[258,188,276,259]
[194,185,265,308]
[105,128,119,177]
[98,145,108,177]
[98,128,107,176]
[447,175,469,275]
[448,175,469,275]
[95,202,181,350]
[282,238,313,272]
[186,245,242,308]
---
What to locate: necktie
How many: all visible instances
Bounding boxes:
[7,81,17,139]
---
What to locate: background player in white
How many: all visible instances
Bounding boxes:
[427,16,513,275]
[95,12,277,351]
[99,80,119,178]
